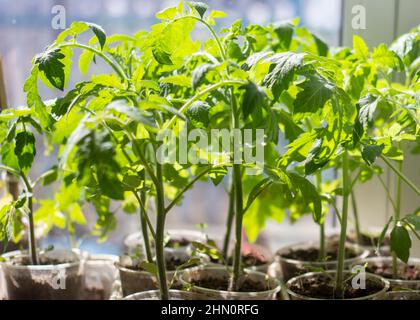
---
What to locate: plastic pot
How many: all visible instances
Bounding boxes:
[1,249,84,300]
[179,266,280,300]
[362,256,420,290]
[286,270,389,300]
[117,249,207,297]
[123,289,210,300]
[274,241,369,281]
[82,253,118,300]
[386,291,420,300]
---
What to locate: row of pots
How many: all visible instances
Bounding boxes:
[0,229,419,300]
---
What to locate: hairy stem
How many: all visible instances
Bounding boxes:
[59,43,128,81]
[164,80,245,130]
[392,158,403,278]
[316,172,325,261]
[155,161,169,300]
[20,172,38,265]
[222,179,235,261]
[351,190,362,245]
[381,155,420,197]
[335,150,350,299]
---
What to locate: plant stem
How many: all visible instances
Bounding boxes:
[139,172,153,263]
[163,80,245,130]
[316,172,325,261]
[230,90,243,291]
[59,43,129,81]
[380,155,420,197]
[231,163,243,290]
[20,172,38,265]
[154,161,169,300]
[164,165,224,214]
[222,179,235,261]
[392,158,403,278]
[173,15,227,61]
[351,190,362,245]
[335,150,350,299]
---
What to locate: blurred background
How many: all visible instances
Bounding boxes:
[0,0,418,256]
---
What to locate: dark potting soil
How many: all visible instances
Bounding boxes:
[281,243,358,262]
[8,251,79,266]
[191,275,270,292]
[226,253,268,267]
[289,273,384,299]
[367,263,420,281]
[349,234,390,247]
[124,255,198,272]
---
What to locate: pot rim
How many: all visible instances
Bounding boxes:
[123,289,207,300]
[179,265,280,295]
[0,249,81,270]
[363,256,420,285]
[286,270,390,300]
[275,241,370,266]
[116,262,177,276]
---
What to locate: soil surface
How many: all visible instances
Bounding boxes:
[348,234,390,247]
[191,275,270,292]
[367,263,420,281]
[281,243,358,262]
[9,251,78,266]
[227,253,268,267]
[123,255,198,272]
[289,273,384,299]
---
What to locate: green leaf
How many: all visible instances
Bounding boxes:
[313,34,329,57]
[24,67,53,129]
[263,52,305,99]
[189,1,208,18]
[241,81,266,119]
[273,21,294,50]
[361,144,384,166]
[76,130,124,200]
[140,261,158,277]
[294,75,334,114]
[14,131,36,173]
[185,101,211,129]
[1,143,19,170]
[156,7,178,20]
[152,47,173,65]
[290,173,323,223]
[122,174,142,189]
[376,216,392,254]
[191,63,214,90]
[79,50,94,75]
[406,213,420,230]
[353,35,369,58]
[106,100,156,128]
[41,166,58,186]
[85,22,107,50]
[390,225,411,263]
[357,94,379,130]
[35,48,66,91]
